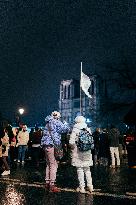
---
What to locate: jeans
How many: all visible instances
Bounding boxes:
[2,156,10,171]
[92,148,99,165]
[8,146,16,163]
[44,146,58,185]
[32,147,41,166]
[18,145,27,162]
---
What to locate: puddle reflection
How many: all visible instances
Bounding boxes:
[1,184,26,205]
[77,193,93,205]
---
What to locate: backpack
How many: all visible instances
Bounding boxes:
[77,128,94,152]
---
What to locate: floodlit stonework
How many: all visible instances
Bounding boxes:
[59,74,136,131]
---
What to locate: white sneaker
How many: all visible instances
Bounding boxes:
[22,161,25,165]
[17,160,20,163]
[1,170,10,176]
[76,187,86,193]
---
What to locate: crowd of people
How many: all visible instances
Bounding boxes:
[0,111,136,193]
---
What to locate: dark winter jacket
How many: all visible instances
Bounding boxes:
[32,130,42,145]
[99,132,110,158]
[108,128,120,147]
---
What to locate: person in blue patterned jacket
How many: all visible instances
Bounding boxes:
[41,111,69,192]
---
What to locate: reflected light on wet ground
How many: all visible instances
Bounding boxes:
[76,193,93,205]
[0,164,136,205]
[1,184,26,205]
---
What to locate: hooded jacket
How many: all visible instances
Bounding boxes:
[41,116,69,146]
[69,116,93,167]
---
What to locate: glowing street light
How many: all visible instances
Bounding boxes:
[15,108,25,126]
[18,108,25,115]
[86,118,91,123]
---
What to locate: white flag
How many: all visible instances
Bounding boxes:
[80,71,92,98]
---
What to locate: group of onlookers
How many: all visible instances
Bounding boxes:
[92,126,121,168]
[0,124,43,176]
[0,112,135,193]
[92,126,136,169]
[0,125,29,176]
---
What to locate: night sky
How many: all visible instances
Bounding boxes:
[0,0,136,125]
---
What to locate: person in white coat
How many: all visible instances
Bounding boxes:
[69,116,94,193]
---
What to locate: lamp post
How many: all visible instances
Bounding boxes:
[18,108,25,115]
[15,108,25,127]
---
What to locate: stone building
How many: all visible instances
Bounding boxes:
[59,73,136,131]
[58,76,98,130]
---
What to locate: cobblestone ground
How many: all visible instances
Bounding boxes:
[0,159,136,205]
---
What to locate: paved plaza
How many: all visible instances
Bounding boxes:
[0,159,136,205]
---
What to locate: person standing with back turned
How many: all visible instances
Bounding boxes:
[41,111,69,192]
[69,116,94,193]
[108,125,120,168]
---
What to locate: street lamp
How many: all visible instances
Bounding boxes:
[18,108,25,115]
[86,118,91,123]
[16,108,25,127]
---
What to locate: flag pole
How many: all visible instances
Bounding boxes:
[80,62,82,115]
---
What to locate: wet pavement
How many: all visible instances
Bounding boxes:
[0,159,136,205]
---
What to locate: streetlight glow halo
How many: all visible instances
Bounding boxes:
[18,108,25,115]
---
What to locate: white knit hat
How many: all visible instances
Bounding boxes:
[51,111,61,118]
[75,116,86,123]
